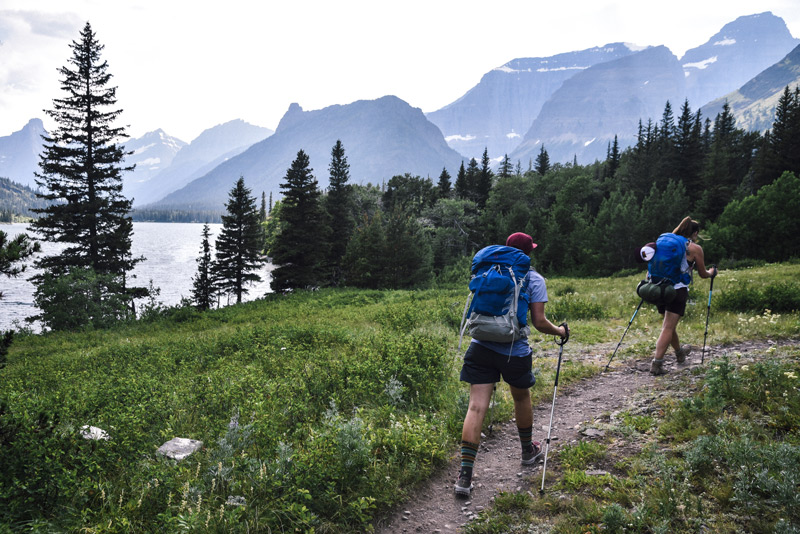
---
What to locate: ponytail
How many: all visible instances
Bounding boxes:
[673,216,700,238]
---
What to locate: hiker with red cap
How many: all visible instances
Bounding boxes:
[455,232,568,497]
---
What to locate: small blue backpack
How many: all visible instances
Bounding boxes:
[648,233,691,285]
[459,245,531,348]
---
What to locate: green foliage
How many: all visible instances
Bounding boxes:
[271,149,328,291]
[710,172,800,262]
[342,210,434,290]
[191,223,216,310]
[548,294,606,320]
[382,173,436,217]
[213,177,267,303]
[29,22,146,330]
[32,268,132,331]
[0,230,40,295]
[559,441,607,471]
[2,263,799,533]
[715,281,800,313]
[323,140,355,286]
[0,287,461,532]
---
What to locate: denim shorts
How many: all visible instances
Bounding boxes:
[657,287,689,316]
[460,342,536,389]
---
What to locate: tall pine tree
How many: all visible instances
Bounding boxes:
[191,223,216,310]
[454,161,468,200]
[498,154,513,178]
[271,150,327,291]
[436,167,452,199]
[31,22,143,329]
[213,177,265,303]
[323,140,354,286]
[476,148,493,208]
[535,145,551,175]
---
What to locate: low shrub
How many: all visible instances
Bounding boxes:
[548,294,606,320]
[716,281,800,313]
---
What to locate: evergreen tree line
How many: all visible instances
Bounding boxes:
[263,91,800,292]
[130,208,223,224]
[0,177,53,221]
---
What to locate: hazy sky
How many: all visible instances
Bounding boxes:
[1,0,798,142]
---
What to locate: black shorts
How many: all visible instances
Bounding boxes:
[657,287,689,316]
[460,342,536,389]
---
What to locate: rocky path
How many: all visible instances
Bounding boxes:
[374,339,792,533]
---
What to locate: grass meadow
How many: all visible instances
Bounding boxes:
[1,262,798,532]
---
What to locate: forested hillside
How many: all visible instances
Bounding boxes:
[0,177,51,221]
[268,91,800,291]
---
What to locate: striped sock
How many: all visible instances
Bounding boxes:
[460,440,479,477]
[518,425,533,452]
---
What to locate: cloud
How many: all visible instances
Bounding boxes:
[0,10,83,128]
[0,9,82,39]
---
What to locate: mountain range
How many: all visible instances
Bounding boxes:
[1,11,798,212]
[472,12,799,165]
[701,42,800,132]
[125,119,273,206]
[149,96,464,210]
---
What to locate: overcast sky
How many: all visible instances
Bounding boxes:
[1,0,798,142]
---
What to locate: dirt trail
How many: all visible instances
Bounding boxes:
[374,339,791,533]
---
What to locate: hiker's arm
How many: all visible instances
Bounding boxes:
[689,243,717,279]
[530,302,567,337]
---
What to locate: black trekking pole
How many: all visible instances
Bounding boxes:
[701,266,717,364]
[603,299,644,372]
[540,323,568,496]
[487,383,497,435]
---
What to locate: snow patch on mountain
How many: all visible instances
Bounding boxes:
[445,134,476,142]
[506,131,521,139]
[536,66,587,73]
[684,56,718,70]
[714,38,737,46]
[624,43,648,52]
[133,143,156,155]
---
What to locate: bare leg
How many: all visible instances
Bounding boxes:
[509,385,533,429]
[461,383,494,444]
[655,311,681,361]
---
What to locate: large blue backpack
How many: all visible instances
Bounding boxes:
[459,245,531,348]
[648,233,691,285]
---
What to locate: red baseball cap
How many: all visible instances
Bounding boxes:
[506,232,537,254]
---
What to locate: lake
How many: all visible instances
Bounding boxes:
[0,222,273,331]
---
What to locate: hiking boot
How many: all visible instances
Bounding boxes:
[454,473,473,497]
[675,345,692,363]
[650,358,666,376]
[521,440,543,465]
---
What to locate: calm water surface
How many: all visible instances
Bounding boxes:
[0,222,272,331]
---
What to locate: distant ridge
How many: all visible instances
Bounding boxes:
[0,119,47,189]
[131,119,272,206]
[425,43,639,160]
[150,96,465,211]
[510,46,685,166]
[701,43,800,133]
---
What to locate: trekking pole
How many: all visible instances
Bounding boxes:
[701,266,717,364]
[540,323,568,495]
[487,383,497,435]
[603,299,644,372]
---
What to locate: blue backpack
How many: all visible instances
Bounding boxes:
[648,233,691,285]
[459,245,531,348]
